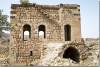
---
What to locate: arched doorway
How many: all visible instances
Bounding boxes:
[64,24,71,41]
[63,46,80,62]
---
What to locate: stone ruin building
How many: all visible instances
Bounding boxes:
[10,1,84,65]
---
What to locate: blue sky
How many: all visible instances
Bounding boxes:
[0,0,99,38]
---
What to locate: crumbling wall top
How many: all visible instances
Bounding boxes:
[11,3,80,9]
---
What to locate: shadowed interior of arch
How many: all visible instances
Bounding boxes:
[38,25,46,38]
[63,46,80,63]
[23,24,31,41]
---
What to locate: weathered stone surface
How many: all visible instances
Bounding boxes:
[10,3,86,66]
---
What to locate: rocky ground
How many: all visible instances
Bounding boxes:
[37,38,99,66]
[0,32,99,66]
[81,38,99,66]
[0,32,10,65]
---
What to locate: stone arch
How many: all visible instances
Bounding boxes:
[23,24,31,41]
[64,24,71,41]
[63,46,80,62]
[38,25,46,38]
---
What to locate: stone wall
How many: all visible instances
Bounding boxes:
[10,3,81,65]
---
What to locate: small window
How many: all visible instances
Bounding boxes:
[30,51,33,56]
[23,24,31,41]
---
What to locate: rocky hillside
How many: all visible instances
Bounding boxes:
[81,38,99,66]
[0,32,10,65]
